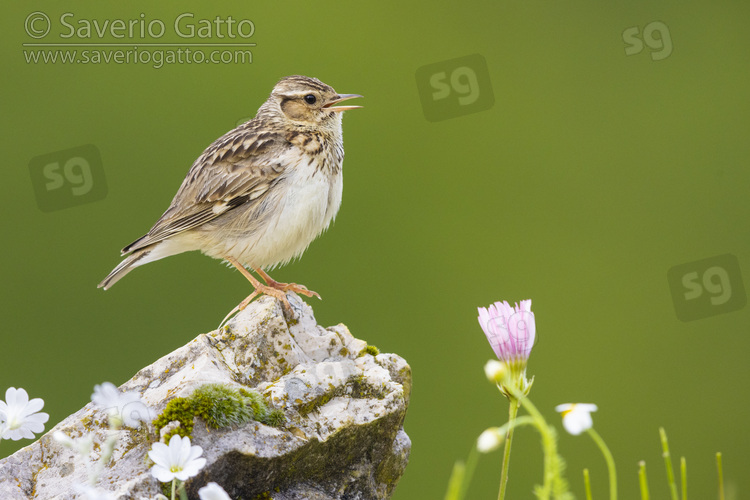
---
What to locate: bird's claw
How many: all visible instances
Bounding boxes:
[282,283,321,300]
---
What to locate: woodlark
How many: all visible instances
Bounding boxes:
[99,75,362,317]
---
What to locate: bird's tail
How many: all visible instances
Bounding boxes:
[98,248,151,290]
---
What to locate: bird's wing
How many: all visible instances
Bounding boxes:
[122,122,288,255]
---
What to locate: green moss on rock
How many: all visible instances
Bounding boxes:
[153,397,194,440]
[153,383,285,440]
[358,344,380,357]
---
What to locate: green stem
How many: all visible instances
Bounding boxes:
[716,453,724,500]
[445,418,535,500]
[583,468,592,500]
[638,461,650,500]
[444,460,466,500]
[498,397,520,500]
[178,480,188,500]
[586,427,617,500]
[680,456,687,500]
[171,478,176,500]
[460,446,480,500]
[444,445,480,500]
[509,388,561,500]
[659,428,679,500]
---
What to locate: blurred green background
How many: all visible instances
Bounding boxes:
[2,1,749,498]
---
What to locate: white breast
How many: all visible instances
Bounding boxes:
[229,153,343,269]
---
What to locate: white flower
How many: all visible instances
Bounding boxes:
[74,484,116,500]
[477,427,503,453]
[91,382,121,409]
[0,387,49,441]
[92,382,155,428]
[484,359,506,383]
[148,434,206,482]
[555,403,598,435]
[199,482,231,500]
[53,431,94,456]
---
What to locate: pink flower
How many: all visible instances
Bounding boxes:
[478,300,536,363]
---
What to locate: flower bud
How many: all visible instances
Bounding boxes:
[484,359,506,384]
[477,427,503,453]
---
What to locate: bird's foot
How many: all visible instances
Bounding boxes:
[255,267,321,300]
[245,282,294,314]
[219,257,321,329]
[263,278,321,300]
[218,284,299,330]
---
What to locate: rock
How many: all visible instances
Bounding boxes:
[0,295,411,499]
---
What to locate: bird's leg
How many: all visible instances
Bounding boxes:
[254,267,321,300]
[224,256,294,314]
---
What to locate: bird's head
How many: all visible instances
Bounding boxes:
[259,75,362,131]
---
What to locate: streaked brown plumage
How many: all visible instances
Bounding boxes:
[99,75,362,316]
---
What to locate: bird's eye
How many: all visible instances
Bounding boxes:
[304,94,317,105]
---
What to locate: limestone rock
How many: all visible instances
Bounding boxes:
[0,295,411,499]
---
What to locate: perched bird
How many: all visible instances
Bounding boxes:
[99,75,362,316]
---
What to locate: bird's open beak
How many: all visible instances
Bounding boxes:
[324,94,363,112]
